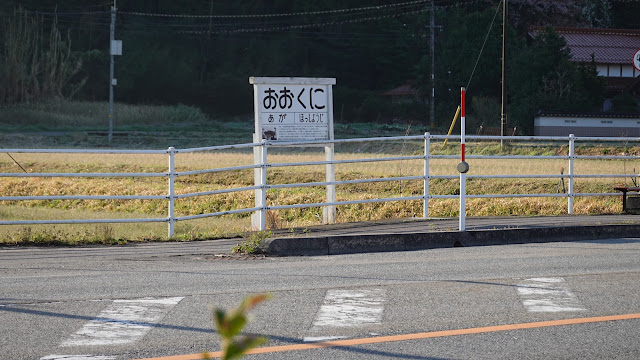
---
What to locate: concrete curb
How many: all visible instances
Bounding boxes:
[259,224,640,256]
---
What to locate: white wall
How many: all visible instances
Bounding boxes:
[534,115,640,137]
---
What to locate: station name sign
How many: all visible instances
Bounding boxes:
[250,77,335,142]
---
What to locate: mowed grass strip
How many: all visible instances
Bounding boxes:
[0,144,636,244]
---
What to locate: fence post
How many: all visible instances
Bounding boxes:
[568,134,575,214]
[323,143,336,224]
[167,147,176,238]
[252,136,268,231]
[257,140,268,231]
[424,132,430,218]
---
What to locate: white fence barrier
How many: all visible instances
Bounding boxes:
[1,134,638,237]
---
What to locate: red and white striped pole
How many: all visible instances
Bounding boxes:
[458,87,469,231]
[461,87,466,162]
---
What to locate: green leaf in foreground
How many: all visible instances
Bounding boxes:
[210,293,271,360]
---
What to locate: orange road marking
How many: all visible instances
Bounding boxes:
[134,313,640,360]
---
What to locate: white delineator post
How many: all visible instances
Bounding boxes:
[459,87,467,231]
[167,147,176,238]
[423,132,430,218]
[568,133,575,214]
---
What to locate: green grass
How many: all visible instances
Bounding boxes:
[0,100,437,149]
[0,100,252,148]
[0,101,209,128]
[231,231,271,254]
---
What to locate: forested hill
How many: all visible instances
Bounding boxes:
[1,0,639,133]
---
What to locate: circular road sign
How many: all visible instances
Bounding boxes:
[634,49,640,72]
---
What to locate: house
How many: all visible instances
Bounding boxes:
[531,27,640,136]
[382,80,420,103]
[531,27,640,97]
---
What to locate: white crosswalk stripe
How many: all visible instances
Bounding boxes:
[60,297,184,346]
[41,297,183,360]
[40,278,591,359]
[516,277,586,312]
[304,288,386,342]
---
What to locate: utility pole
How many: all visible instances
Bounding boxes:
[108,0,116,146]
[208,0,214,34]
[500,0,507,148]
[429,0,435,129]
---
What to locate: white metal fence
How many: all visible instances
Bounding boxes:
[1,134,638,237]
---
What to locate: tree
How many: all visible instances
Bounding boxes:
[0,0,619,126]
[417,5,513,130]
[507,0,581,33]
[610,1,640,28]
[0,9,85,104]
[581,0,613,28]
[509,27,605,133]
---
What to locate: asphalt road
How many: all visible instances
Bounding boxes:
[1,237,639,359]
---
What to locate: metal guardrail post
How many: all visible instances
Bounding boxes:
[568,134,575,214]
[167,146,176,238]
[424,132,430,218]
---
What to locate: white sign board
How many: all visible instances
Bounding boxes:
[110,40,122,56]
[250,77,335,142]
[634,49,640,72]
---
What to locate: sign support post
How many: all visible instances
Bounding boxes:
[251,84,265,230]
[324,83,336,223]
[324,142,336,223]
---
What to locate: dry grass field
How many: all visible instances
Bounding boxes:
[1,139,638,244]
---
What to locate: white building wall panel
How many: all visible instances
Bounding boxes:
[534,116,640,137]
[621,65,635,77]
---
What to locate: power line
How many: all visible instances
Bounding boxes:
[2,1,111,11]
[174,9,429,35]
[466,0,502,91]
[120,0,431,19]
[113,2,433,34]
[5,0,489,38]
[115,1,488,35]
[18,9,110,16]
[116,2,428,27]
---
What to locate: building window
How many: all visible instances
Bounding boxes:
[622,65,634,77]
[607,65,622,78]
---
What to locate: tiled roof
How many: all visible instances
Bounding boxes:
[530,27,640,64]
[382,81,419,96]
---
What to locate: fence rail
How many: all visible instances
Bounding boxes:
[1,134,639,236]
